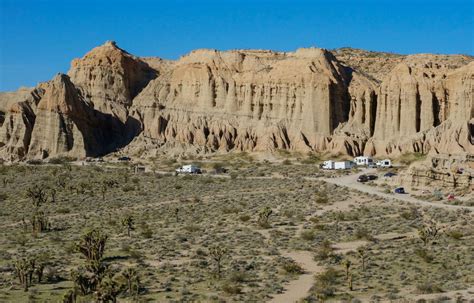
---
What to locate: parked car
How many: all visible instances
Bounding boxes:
[118,156,131,161]
[384,172,397,178]
[357,175,369,182]
[394,187,405,194]
[367,175,377,180]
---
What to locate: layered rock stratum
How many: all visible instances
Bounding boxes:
[0,42,472,161]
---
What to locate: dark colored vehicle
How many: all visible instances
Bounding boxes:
[384,172,397,178]
[367,175,377,180]
[357,175,369,182]
[394,187,405,194]
[118,156,131,161]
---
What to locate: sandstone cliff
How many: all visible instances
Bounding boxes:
[0,42,472,161]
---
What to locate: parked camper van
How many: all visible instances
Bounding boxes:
[175,165,201,174]
[354,156,374,166]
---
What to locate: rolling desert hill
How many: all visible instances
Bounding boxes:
[0,41,472,161]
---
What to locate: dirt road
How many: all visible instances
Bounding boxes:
[316,170,474,211]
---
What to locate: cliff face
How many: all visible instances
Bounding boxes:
[129,48,371,154]
[0,42,472,161]
[67,41,157,122]
[366,59,473,156]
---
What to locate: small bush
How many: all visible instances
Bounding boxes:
[280,258,304,274]
[239,214,251,222]
[301,230,316,241]
[447,230,463,240]
[414,248,434,263]
[228,270,248,283]
[314,240,334,261]
[416,281,442,294]
[313,267,338,298]
[221,282,242,294]
[122,184,135,192]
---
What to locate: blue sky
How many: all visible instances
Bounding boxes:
[1,0,473,91]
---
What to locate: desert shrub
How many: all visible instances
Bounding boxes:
[414,248,434,263]
[416,281,442,294]
[315,192,329,204]
[48,157,75,164]
[280,258,304,274]
[313,267,338,298]
[301,230,316,241]
[228,270,248,283]
[222,206,240,214]
[122,184,135,192]
[314,240,334,261]
[239,214,251,222]
[57,207,71,214]
[221,281,242,294]
[282,159,292,165]
[446,230,463,240]
[354,227,374,241]
[400,208,420,220]
[398,152,426,165]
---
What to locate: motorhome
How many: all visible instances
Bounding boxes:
[354,156,374,166]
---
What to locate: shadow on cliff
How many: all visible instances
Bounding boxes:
[74,108,141,157]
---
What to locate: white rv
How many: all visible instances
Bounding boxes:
[175,165,202,174]
[377,159,392,168]
[354,156,374,166]
[335,161,355,170]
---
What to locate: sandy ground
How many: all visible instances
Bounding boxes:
[269,250,324,303]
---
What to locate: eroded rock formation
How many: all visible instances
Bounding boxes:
[0,42,472,161]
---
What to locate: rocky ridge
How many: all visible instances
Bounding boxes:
[0,42,472,161]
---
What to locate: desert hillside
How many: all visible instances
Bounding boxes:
[0,41,472,161]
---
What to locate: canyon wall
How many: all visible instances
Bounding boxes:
[0,42,472,160]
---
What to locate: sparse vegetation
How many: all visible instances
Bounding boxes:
[0,160,472,302]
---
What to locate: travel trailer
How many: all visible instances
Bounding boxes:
[175,165,202,174]
[354,156,374,166]
[322,160,355,170]
[377,159,392,168]
[335,161,355,170]
[321,160,335,170]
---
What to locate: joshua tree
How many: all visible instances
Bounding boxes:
[62,289,77,303]
[342,259,352,279]
[209,245,228,278]
[26,185,48,208]
[258,206,273,228]
[122,215,135,237]
[49,187,57,203]
[122,267,140,296]
[348,273,353,291]
[35,262,45,283]
[357,247,368,272]
[14,257,38,291]
[96,274,123,303]
[31,210,49,234]
[76,229,108,263]
[174,207,180,222]
[418,220,440,246]
[100,179,117,202]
